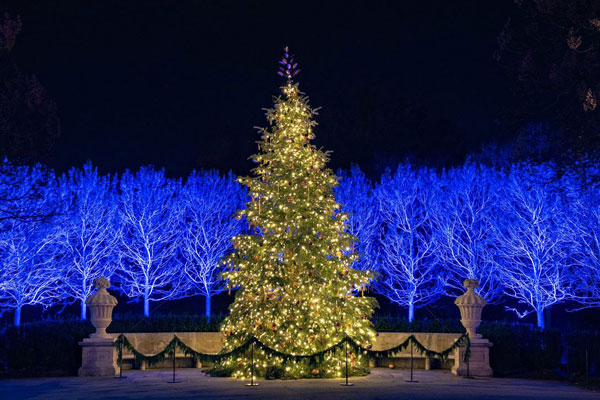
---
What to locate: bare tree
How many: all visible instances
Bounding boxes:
[375,165,446,322]
[0,165,60,325]
[0,14,60,227]
[116,167,186,317]
[56,162,121,319]
[436,164,505,303]
[566,187,600,309]
[495,164,572,329]
[180,170,245,317]
[335,166,381,274]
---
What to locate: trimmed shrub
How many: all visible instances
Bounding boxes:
[0,319,93,377]
[0,314,224,377]
[373,315,462,333]
[565,330,600,388]
[108,313,224,333]
[479,321,562,378]
[375,317,565,379]
[0,314,596,384]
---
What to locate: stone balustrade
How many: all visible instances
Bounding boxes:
[79,277,493,377]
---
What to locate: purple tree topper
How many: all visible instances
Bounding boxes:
[277,46,300,80]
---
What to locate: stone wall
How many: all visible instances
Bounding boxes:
[109,332,223,369]
[373,332,462,352]
[372,332,461,370]
[110,332,223,354]
[112,332,463,371]
[80,278,493,377]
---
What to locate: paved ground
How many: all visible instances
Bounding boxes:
[0,368,596,400]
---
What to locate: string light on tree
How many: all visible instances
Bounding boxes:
[215,47,378,379]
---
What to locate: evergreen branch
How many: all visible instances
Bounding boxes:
[114,332,471,367]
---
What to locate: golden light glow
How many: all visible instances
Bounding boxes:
[217,81,378,379]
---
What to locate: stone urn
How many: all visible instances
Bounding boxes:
[454,279,486,339]
[86,277,117,338]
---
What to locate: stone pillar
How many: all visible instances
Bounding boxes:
[451,279,493,377]
[79,277,118,377]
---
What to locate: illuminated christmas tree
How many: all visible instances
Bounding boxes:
[218,48,377,379]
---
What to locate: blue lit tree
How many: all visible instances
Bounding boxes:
[375,165,446,322]
[495,164,571,329]
[56,162,121,320]
[335,166,380,274]
[116,167,186,317]
[566,187,600,309]
[180,170,246,317]
[0,160,57,226]
[437,164,504,303]
[0,165,60,326]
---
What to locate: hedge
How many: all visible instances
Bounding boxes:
[0,314,597,386]
[0,314,223,377]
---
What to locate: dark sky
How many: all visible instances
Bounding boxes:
[3,0,514,178]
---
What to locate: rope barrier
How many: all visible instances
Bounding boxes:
[114,332,471,368]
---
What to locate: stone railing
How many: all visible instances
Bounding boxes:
[371,332,462,370]
[110,332,223,369]
[79,278,493,377]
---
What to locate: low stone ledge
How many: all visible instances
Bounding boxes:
[103,331,478,373]
[80,331,491,376]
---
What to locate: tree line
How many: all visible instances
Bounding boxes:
[339,163,599,329]
[0,162,245,325]
[0,161,598,328]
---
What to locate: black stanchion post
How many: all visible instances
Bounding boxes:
[585,348,589,390]
[119,340,123,378]
[119,344,123,378]
[340,339,354,386]
[406,336,418,383]
[168,347,180,384]
[462,335,474,379]
[467,356,470,378]
[246,341,259,386]
[409,338,413,382]
[115,337,127,379]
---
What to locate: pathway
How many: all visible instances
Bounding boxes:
[0,368,596,400]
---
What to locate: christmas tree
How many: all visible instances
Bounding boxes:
[217,48,377,379]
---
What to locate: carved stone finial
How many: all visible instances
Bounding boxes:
[451,278,494,377]
[94,277,110,290]
[455,279,486,338]
[86,277,117,338]
[463,279,479,290]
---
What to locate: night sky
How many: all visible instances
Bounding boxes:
[2,0,514,178]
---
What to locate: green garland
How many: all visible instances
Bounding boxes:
[114,333,471,368]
